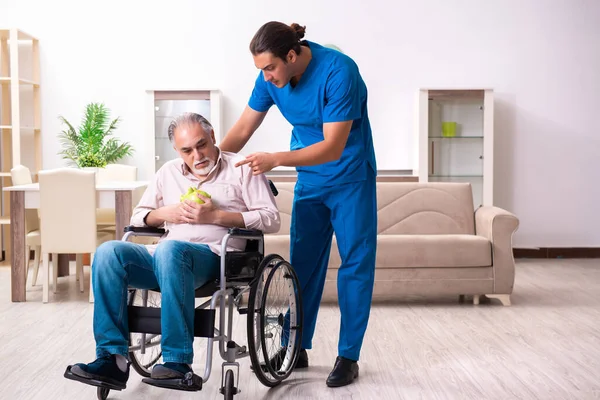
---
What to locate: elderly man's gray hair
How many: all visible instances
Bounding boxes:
[167,112,214,141]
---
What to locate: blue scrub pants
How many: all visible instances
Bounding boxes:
[290,170,377,361]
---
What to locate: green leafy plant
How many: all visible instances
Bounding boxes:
[58,102,134,168]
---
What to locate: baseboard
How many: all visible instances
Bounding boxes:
[22,248,600,262]
[514,247,600,258]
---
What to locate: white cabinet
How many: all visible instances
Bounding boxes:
[145,89,222,175]
[415,89,494,208]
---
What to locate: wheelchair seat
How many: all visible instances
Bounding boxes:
[124,226,265,299]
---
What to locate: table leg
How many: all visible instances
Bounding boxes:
[58,254,70,276]
[115,190,133,241]
[10,191,26,302]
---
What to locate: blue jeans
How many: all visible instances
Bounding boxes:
[92,239,220,364]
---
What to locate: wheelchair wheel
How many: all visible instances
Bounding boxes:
[223,369,235,400]
[247,255,303,387]
[246,254,282,383]
[128,289,163,377]
[97,387,109,400]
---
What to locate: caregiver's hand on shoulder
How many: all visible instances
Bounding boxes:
[235,152,279,175]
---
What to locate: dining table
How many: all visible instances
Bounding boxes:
[3,181,149,302]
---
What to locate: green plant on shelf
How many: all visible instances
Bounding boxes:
[58,102,134,168]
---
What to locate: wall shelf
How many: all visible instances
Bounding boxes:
[0,77,40,86]
[0,125,40,131]
[0,28,42,260]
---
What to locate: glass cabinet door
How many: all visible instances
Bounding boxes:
[428,94,485,207]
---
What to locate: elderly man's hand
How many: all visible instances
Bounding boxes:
[180,192,218,224]
[156,203,188,224]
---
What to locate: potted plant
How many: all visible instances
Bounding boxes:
[58,102,134,170]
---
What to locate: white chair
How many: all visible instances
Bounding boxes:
[97,163,137,182]
[96,164,138,228]
[39,168,114,303]
[10,165,42,287]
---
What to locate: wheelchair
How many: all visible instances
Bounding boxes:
[66,183,304,399]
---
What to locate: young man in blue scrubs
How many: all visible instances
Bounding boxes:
[220,21,377,387]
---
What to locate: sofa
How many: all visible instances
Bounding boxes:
[264,181,519,306]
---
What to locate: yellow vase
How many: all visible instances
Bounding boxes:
[441,122,457,137]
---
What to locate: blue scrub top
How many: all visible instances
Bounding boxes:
[248,41,376,186]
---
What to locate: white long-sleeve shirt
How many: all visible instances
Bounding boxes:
[130,149,280,255]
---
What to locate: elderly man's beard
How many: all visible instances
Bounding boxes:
[193,157,215,175]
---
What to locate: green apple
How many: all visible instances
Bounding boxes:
[180,186,211,204]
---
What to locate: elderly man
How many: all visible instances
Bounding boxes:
[65,112,280,390]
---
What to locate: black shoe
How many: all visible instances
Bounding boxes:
[252,348,308,371]
[270,347,309,370]
[151,362,192,379]
[326,356,359,387]
[69,354,129,389]
[144,362,202,392]
[296,348,309,368]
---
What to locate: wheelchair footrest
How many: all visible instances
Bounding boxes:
[142,372,203,392]
[63,366,125,391]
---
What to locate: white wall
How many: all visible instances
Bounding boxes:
[1,0,599,248]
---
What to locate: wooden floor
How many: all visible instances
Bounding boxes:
[0,259,599,399]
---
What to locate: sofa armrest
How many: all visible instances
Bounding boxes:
[475,206,519,294]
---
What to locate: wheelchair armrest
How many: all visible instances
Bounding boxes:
[228,227,263,238]
[124,225,166,235]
